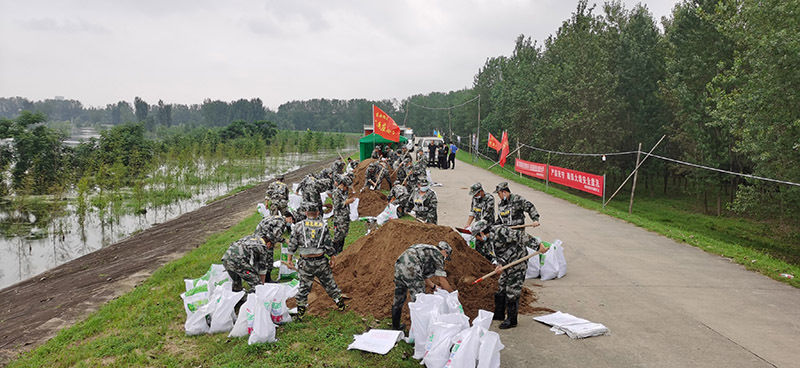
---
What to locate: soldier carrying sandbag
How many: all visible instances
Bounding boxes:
[391,241,454,331]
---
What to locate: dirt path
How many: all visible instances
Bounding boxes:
[429,161,800,368]
[0,157,338,364]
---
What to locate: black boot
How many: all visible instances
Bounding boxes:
[499,298,518,329]
[336,299,347,312]
[493,292,506,321]
[391,305,406,331]
[296,305,307,321]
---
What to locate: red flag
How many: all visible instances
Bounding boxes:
[373,105,400,142]
[487,133,502,152]
[499,131,510,167]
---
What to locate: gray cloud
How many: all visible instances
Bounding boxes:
[20,17,110,34]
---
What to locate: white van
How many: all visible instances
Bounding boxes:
[414,136,444,155]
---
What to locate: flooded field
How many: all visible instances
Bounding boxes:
[0,151,338,289]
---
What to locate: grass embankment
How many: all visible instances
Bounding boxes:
[10,213,417,368]
[456,150,799,288]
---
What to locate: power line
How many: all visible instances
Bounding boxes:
[406,95,480,111]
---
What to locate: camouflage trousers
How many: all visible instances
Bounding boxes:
[268,200,288,215]
[416,209,437,225]
[223,259,263,293]
[498,262,526,300]
[296,256,342,307]
[393,269,426,310]
[333,221,349,254]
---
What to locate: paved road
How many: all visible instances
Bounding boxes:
[429,160,799,368]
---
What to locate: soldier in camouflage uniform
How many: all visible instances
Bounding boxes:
[391,241,454,330]
[331,175,355,254]
[395,158,411,186]
[346,157,359,172]
[298,174,330,213]
[222,235,272,293]
[471,220,543,329]
[362,160,391,191]
[494,182,540,227]
[252,212,294,282]
[464,182,495,228]
[371,145,382,159]
[389,180,411,217]
[287,203,346,320]
[330,158,345,174]
[265,175,290,215]
[412,184,438,224]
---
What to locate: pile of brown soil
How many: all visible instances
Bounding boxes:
[354,190,389,217]
[352,158,396,191]
[306,220,538,323]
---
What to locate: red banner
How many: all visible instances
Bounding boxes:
[487,133,501,151]
[514,158,546,179]
[373,105,400,142]
[499,131,509,167]
[549,165,604,197]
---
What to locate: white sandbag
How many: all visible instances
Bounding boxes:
[407,298,444,359]
[248,292,277,344]
[554,240,567,278]
[540,243,563,281]
[477,330,504,368]
[209,285,245,334]
[347,329,404,355]
[181,283,211,335]
[349,198,360,221]
[376,203,399,225]
[444,325,482,368]
[228,296,256,338]
[279,243,297,279]
[472,309,493,331]
[257,203,269,217]
[255,284,292,325]
[435,312,470,331]
[434,289,465,314]
[422,319,463,368]
[525,247,540,279]
[291,183,300,194]
[287,193,302,211]
[281,278,300,299]
[208,264,231,293]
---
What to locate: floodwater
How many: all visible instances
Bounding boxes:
[0,151,339,289]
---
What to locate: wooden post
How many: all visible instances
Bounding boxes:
[545,152,551,191]
[516,139,522,178]
[629,142,642,214]
[475,95,480,162]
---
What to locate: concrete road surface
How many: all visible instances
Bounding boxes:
[428,160,799,368]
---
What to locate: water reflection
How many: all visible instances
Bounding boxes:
[0,151,338,289]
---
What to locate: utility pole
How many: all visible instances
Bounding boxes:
[629,142,642,214]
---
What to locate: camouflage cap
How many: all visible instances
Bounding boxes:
[301,201,318,213]
[335,174,352,187]
[469,182,483,196]
[435,241,452,260]
[493,182,510,193]
[471,220,490,235]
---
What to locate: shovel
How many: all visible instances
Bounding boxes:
[471,250,543,285]
[456,223,537,235]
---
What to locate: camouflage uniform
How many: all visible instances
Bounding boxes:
[330,187,351,254]
[412,188,438,224]
[347,159,359,171]
[395,163,409,186]
[483,226,532,300]
[389,183,411,216]
[393,243,447,308]
[265,180,289,215]
[496,192,539,226]
[371,147,382,159]
[330,159,345,174]
[222,235,270,293]
[363,161,390,190]
[253,215,290,282]
[299,175,330,213]
[470,193,496,224]
[288,215,342,308]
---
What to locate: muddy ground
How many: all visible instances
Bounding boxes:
[0,157,338,364]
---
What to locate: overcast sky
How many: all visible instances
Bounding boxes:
[0,0,678,109]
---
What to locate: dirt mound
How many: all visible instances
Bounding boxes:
[354,190,388,217]
[352,158,396,191]
[306,220,538,323]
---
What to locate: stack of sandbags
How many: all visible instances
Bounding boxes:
[408,289,506,368]
[180,264,244,336]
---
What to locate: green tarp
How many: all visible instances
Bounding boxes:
[359,133,408,161]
